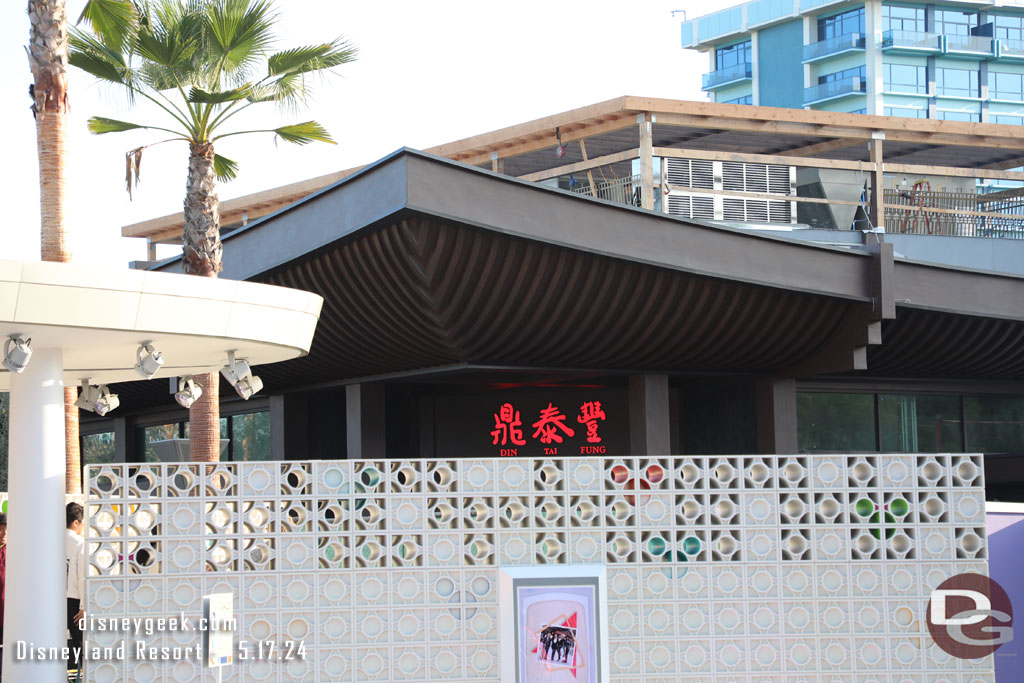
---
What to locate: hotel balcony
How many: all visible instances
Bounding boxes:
[997,39,1024,61]
[702,62,752,90]
[943,33,995,59]
[882,30,941,54]
[803,76,865,106]
[802,33,866,64]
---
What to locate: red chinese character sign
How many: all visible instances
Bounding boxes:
[493,400,610,456]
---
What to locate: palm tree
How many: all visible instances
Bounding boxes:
[72,0,355,461]
[28,0,84,492]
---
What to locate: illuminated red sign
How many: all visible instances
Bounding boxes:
[494,401,608,456]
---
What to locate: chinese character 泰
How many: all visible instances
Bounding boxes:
[491,403,526,446]
[532,403,576,444]
[577,401,606,443]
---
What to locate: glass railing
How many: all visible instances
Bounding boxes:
[882,30,941,51]
[945,34,995,54]
[804,76,865,104]
[802,33,866,62]
[1001,39,1024,57]
[702,62,753,89]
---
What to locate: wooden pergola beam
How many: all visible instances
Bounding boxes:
[778,138,868,157]
[518,149,640,182]
[885,163,1024,183]
[653,146,876,172]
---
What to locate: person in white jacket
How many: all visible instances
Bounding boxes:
[65,503,85,670]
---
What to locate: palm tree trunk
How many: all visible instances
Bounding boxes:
[29,0,80,493]
[184,142,224,462]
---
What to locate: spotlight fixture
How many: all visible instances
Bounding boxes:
[174,376,203,409]
[75,381,120,416]
[2,335,32,373]
[555,126,566,158]
[134,342,164,379]
[220,351,264,400]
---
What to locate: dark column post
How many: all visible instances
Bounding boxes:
[270,394,309,460]
[346,383,386,459]
[112,415,132,463]
[629,374,671,455]
[756,378,798,454]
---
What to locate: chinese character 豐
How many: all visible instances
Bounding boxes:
[577,401,606,443]
[491,402,526,446]
[532,403,575,444]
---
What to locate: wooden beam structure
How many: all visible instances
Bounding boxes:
[869,138,885,230]
[518,149,640,182]
[639,114,654,210]
[885,163,1024,183]
[653,146,876,172]
[664,185,862,207]
[778,138,868,157]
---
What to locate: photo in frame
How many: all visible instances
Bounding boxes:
[499,565,608,683]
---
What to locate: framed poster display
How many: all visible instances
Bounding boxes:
[498,565,609,683]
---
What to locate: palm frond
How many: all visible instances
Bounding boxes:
[134,0,203,70]
[213,153,239,182]
[69,28,130,85]
[267,38,357,77]
[274,121,335,145]
[206,0,276,78]
[189,84,251,103]
[125,146,144,200]
[76,0,138,53]
[87,116,148,134]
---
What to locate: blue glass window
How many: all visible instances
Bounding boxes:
[885,107,928,118]
[819,65,866,85]
[935,9,978,36]
[936,110,979,122]
[722,95,753,105]
[818,8,865,40]
[848,108,867,114]
[989,71,1024,101]
[994,15,1024,42]
[936,67,980,97]
[883,5,926,33]
[884,64,928,93]
[993,114,1024,125]
[716,41,751,70]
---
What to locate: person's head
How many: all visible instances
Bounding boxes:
[66,502,84,534]
[0,512,7,546]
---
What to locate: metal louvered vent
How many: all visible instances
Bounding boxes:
[745,164,768,193]
[768,165,792,195]
[666,194,715,219]
[722,162,745,192]
[666,159,715,189]
[691,160,714,189]
[723,198,746,221]
[769,200,792,223]
[665,158,691,186]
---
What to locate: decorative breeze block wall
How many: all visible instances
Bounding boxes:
[85,455,993,682]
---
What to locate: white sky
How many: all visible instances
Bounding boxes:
[1,1,734,267]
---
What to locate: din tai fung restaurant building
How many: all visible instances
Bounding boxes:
[88,99,1024,501]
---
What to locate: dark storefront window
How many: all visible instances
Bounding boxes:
[796,392,876,451]
[232,411,271,461]
[879,394,963,452]
[799,391,1024,456]
[140,413,263,462]
[82,432,116,467]
[966,396,1024,456]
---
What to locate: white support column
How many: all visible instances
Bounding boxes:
[4,348,68,682]
[750,31,761,106]
[864,0,885,115]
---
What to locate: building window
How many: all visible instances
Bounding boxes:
[879,395,963,452]
[797,393,876,452]
[885,106,928,118]
[936,67,980,97]
[936,110,980,122]
[797,391,1024,455]
[966,396,1024,456]
[994,15,1024,42]
[848,108,867,114]
[989,71,1024,101]
[883,5,926,33]
[139,412,269,462]
[722,95,753,105]
[716,40,751,70]
[993,114,1024,125]
[82,432,116,467]
[884,64,928,93]
[818,8,865,41]
[935,9,978,37]
[819,65,866,85]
